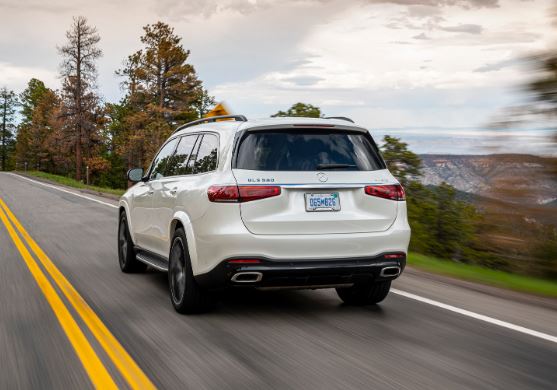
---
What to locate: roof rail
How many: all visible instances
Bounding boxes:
[324,116,354,123]
[174,115,248,133]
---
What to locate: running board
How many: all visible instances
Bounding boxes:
[136,251,169,272]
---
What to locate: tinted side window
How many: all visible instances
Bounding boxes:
[235,130,384,171]
[193,134,218,174]
[149,138,179,180]
[165,135,199,176]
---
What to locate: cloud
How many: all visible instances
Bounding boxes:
[367,0,498,8]
[0,0,553,132]
[440,23,483,34]
[0,0,78,13]
[152,0,335,19]
[406,5,443,18]
[386,14,483,35]
[282,75,325,86]
[0,62,58,91]
[413,32,431,39]
[152,0,499,19]
[385,14,445,31]
[473,58,521,73]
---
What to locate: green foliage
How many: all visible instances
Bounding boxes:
[115,21,205,171]
[271,102,322,118]
[16,82,61,172]
[0,87,18,171]
[381,135,482,264]
[19,78,48,126]
[531,225,557,279]
[195,89,216,118]
[100,102,132,189]
[405,182,479,261]
[381,135,421,186]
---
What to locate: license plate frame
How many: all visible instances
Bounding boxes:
[304,192,341,212]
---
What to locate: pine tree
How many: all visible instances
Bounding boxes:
[116,21,204,169]
[271,102,322,118]
[0,88,18,171]
[20,79,48,126]
[381,135,422,187]
[138,22,202,122]
[17,79,52,170]
[196,89,216,118]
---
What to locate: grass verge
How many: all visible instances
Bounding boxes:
[408,252,557,298]
[19,171,126,197]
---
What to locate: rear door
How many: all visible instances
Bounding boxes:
[232,128,399,235]
[150,133,200,255]
[150,132,220,256]
[134,137,179,252]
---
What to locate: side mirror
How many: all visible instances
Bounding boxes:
[127,168,144,183]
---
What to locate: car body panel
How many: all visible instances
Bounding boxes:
[232,169,399,235]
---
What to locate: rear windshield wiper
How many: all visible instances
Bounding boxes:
[315,163,357,170]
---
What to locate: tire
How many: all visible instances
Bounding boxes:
[168,228,216,314]
[118,212,146,273]
[336,280,391,305]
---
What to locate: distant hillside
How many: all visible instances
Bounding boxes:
[420,154,557,206]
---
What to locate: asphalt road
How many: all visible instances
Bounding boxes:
[0,172,556,389]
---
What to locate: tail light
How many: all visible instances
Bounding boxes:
[207,185,239,202]
[208,185,281,203]
[227,259,261,264]
[239,186,281,202]
[384,253,406,259]
[364,185,405,201]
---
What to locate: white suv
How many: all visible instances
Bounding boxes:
[118,115,410,313]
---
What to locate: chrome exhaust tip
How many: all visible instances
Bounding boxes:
[380,266,401,278]
[230,272,263,283]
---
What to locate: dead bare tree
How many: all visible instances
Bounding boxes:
[58,16,102,181]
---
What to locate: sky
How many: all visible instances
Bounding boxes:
[1,0,556,136]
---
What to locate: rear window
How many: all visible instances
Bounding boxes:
[234,130,384,171]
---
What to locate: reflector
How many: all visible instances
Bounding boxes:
[228,259,262,264]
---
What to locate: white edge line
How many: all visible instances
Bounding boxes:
[392,288,557,344]
[4,173,557,345]
[7,173,118,209]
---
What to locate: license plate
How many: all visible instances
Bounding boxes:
[305,193,340,212]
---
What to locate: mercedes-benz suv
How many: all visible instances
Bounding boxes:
[118,115,410,313]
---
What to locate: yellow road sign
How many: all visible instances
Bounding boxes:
[205,102,230,118]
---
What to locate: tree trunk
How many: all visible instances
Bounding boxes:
[1,98,6,171]
[76,123,82,180]
[75,22,83,181]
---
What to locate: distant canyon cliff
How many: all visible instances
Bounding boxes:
[419,154,557,206]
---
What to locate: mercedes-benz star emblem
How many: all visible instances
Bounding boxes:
[317,172,328,182]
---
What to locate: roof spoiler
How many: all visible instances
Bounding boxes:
[324,116,354,123]
[174,115,248,134]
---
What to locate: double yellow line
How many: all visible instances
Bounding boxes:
[0,198,155,389]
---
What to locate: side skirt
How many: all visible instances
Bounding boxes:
[134,247,169,272]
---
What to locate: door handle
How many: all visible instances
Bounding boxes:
[170,187,178,195]
[148,190,154,195]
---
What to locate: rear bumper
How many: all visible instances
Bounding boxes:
[195,253,406,290]
[190,202,411,275]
